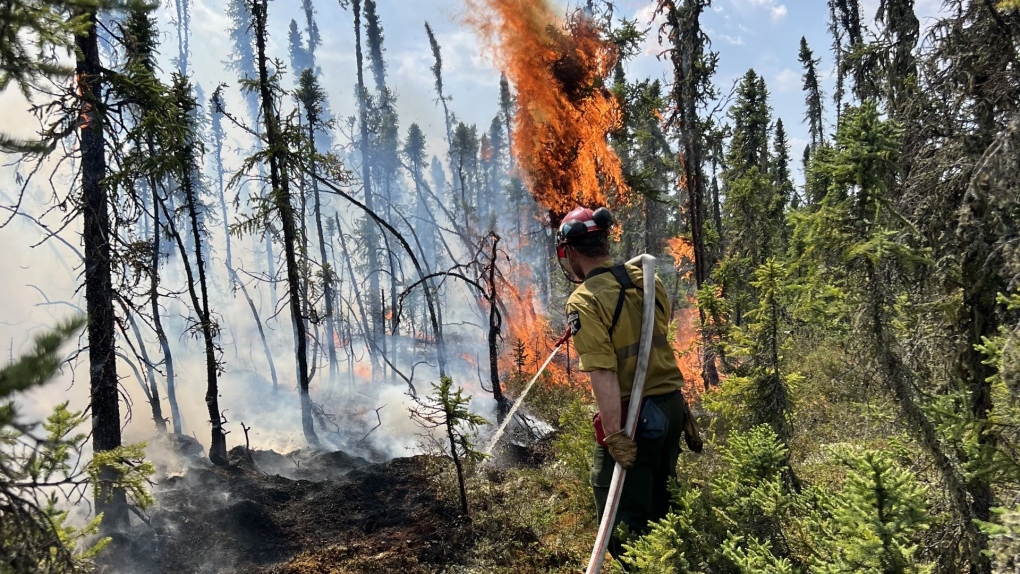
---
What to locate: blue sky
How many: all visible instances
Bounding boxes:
[171,0,943,184]
[0,0,949,443]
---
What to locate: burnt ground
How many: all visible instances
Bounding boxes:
[101,444,472,574]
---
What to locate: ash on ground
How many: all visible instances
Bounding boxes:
[101,437,470,574]
[484,409,558,468]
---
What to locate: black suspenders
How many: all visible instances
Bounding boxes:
[587,264,665,339]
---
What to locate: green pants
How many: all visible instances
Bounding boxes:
[591,390,686,559]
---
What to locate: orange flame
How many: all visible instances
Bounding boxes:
[671,305,706,402]
[464,1,628,219]
[665,236,695,281]
[353,362,372,382]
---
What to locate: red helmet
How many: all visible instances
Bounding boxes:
[557,206,615,246]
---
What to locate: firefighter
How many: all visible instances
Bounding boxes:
[557,206,692,559]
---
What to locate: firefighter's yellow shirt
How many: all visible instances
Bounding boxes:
[565,260,684,401]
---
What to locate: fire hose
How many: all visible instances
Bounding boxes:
[480,253,659,574]
[585,254,657,574]
[481,327,572,460]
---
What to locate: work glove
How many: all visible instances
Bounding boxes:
[603,431,637,470]
[681,397,704,453]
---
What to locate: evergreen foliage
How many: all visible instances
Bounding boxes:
[1,317,154,572]
[619,426,932,573]
[409,376,490,516]
[797,37,824,149]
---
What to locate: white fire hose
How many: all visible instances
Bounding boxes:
[585,254,657,574]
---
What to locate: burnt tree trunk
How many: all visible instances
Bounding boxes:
[252,0,319,446]
[661,0,719,389]
[351,0,383,381]
[485,233,508,422]
[308,121,339,389]
[124,309,167,433]
[181,141,227,465]
[78,8,128,529]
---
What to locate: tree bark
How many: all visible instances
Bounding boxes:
[351,0,384,382]
[77,8,128,529]
[252,0,318,447]
[485,234,508,421]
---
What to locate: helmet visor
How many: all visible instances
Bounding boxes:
[557,245,584,284]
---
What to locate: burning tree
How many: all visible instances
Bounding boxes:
[465,1,628,219]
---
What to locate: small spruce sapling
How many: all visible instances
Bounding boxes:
[0,317,155,571]
[409,377,489,516]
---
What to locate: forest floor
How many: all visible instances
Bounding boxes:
[99,422,582,574]
[102,444,474,574]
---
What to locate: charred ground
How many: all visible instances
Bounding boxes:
[104,445,473,574]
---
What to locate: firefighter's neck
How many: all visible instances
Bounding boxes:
[570,249,611,280]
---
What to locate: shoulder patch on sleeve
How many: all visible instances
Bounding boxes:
[568,310,582,335]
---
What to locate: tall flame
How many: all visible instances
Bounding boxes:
[464,0,707,399]
[464,0,628,219]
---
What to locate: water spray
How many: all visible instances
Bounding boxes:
[481,328,572,460]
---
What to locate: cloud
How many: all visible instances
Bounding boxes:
[774,68,800,93]
[737,0,788,23]
[720,33,745,46]
[704,26,745,46]
[634,3,657,24]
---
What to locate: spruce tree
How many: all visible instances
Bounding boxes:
[297,68,340,388]
[771,119,795,227]
[209,89,279,393]
[249,0,318,445]
[363,0,403,374]
[168,77,227,465]
[424,22,453,147]
[288,20,313,75]
[351,0,384,380]
[797,36,825,149]
[875,0,919,112]
[117,6,181,435]
[76,1,128,528]
[721,70,781,325]
[657,0,720,387]
[227,0,278,309]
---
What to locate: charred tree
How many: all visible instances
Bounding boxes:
[227,0,278,310]
[76,6,128,529]
[657,0,719,388]
[173,0,190,75]
[484,233,508,421]
[424,22,453,148]
[160,78,228,465]
[122,306,167,433]
[250,0,318,446]
[297,70,340,388]
[364,0,403,379]
[350,0,384,380]
[209,89,279,393]
[149,206,183,434]
[119,7,182,436]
